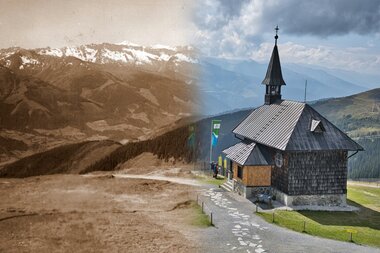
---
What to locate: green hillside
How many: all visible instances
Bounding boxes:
[312,88,380,179]
[312,88,380,137]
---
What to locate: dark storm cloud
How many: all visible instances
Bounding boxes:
[206,0,380,37]
[269,0,380,36]
[193,0,380,73]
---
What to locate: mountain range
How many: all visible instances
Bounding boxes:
[4,88,377,179]
[1,41,378,171]
[0,43,199,164]
[199,57,380,115]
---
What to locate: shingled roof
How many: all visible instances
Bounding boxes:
[261,44,286,86]
[232,100,363,151]
[222,141,272,165]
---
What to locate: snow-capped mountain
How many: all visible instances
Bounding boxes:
[0,42,197,75]
[0,42,199,164]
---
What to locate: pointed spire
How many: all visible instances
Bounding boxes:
[261,25,286,86]
[274,25,279,45]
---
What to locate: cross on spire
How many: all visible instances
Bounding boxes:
[274,25,279,45]
[261,24,286,104]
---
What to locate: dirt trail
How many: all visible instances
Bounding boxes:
[0,173,203,253]
[108,173,203,186]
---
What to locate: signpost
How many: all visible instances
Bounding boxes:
[209,120,221,163]
[344,228,357,242]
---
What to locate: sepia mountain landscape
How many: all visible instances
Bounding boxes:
[1,1,380,253]
[0,43,199,165]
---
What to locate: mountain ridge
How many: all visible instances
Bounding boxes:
[0,42,199,164]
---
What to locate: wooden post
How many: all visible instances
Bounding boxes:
[350,232,353,242]
[255,204,258,213]
[210,212,213,226]
[303,221,306,232]
[202,202,204,213]
[196,194,198,204]
[272,212,275,223]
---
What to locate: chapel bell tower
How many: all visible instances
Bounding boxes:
[262,25,286,105]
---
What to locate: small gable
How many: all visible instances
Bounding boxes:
[285,104,363,151]
[310,119,325,133]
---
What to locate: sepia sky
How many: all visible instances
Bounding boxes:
[1,0,380,74]
[0,0,196,49]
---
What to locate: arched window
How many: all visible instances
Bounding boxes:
[270,86,276,95]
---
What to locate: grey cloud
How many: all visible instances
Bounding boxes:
[203,0,380,37]
[268,0,380,36]
[193,0,249,30]
[217,0,250,17]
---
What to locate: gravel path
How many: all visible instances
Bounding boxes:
[198,188,380,253]
[113,174,203,186]
[83,173,204,186]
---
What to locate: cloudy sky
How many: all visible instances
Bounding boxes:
[0,0,194,49]
[1,0,380,74]
[193,0,380,74]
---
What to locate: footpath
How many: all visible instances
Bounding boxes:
[197,188,380,253]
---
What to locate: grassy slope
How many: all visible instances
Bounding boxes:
[312,88,380,179]
[189,202,212,228]
[257,184,380,248]
[199,176,226,187]
[312,88,380,137]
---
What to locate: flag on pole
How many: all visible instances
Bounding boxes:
[188,125,195,147]
[211,120,221,146]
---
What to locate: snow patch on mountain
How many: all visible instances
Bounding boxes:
[39,48,63,57]
[123,48,158,64]
[174,53,198,63]
[20,56,39,65]
[116,41,140,47]
[0,42,198,70]
[159,53,171,61]
[102,49,129,63]
[84,47,97,62]
[65,47,86,61]
[152,44,176,51]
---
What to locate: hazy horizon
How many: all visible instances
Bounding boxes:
[0,0,196,49]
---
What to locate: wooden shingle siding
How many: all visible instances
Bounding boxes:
[271,153,289,194]
[287,151,347,196]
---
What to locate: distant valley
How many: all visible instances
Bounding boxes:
[199,57,379,115]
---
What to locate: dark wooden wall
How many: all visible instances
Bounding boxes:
[271,153,289,194]
[287,150,348,196]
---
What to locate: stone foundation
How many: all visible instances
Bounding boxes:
[233,180,271,198]
[231,181,347,209]
[273,188,347,207]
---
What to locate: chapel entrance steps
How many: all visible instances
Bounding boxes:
[220,180,233,192]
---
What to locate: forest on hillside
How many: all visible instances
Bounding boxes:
[348,138,380,179]
[312,88,379,179]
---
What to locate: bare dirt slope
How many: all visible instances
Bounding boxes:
[0,173,201,253]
